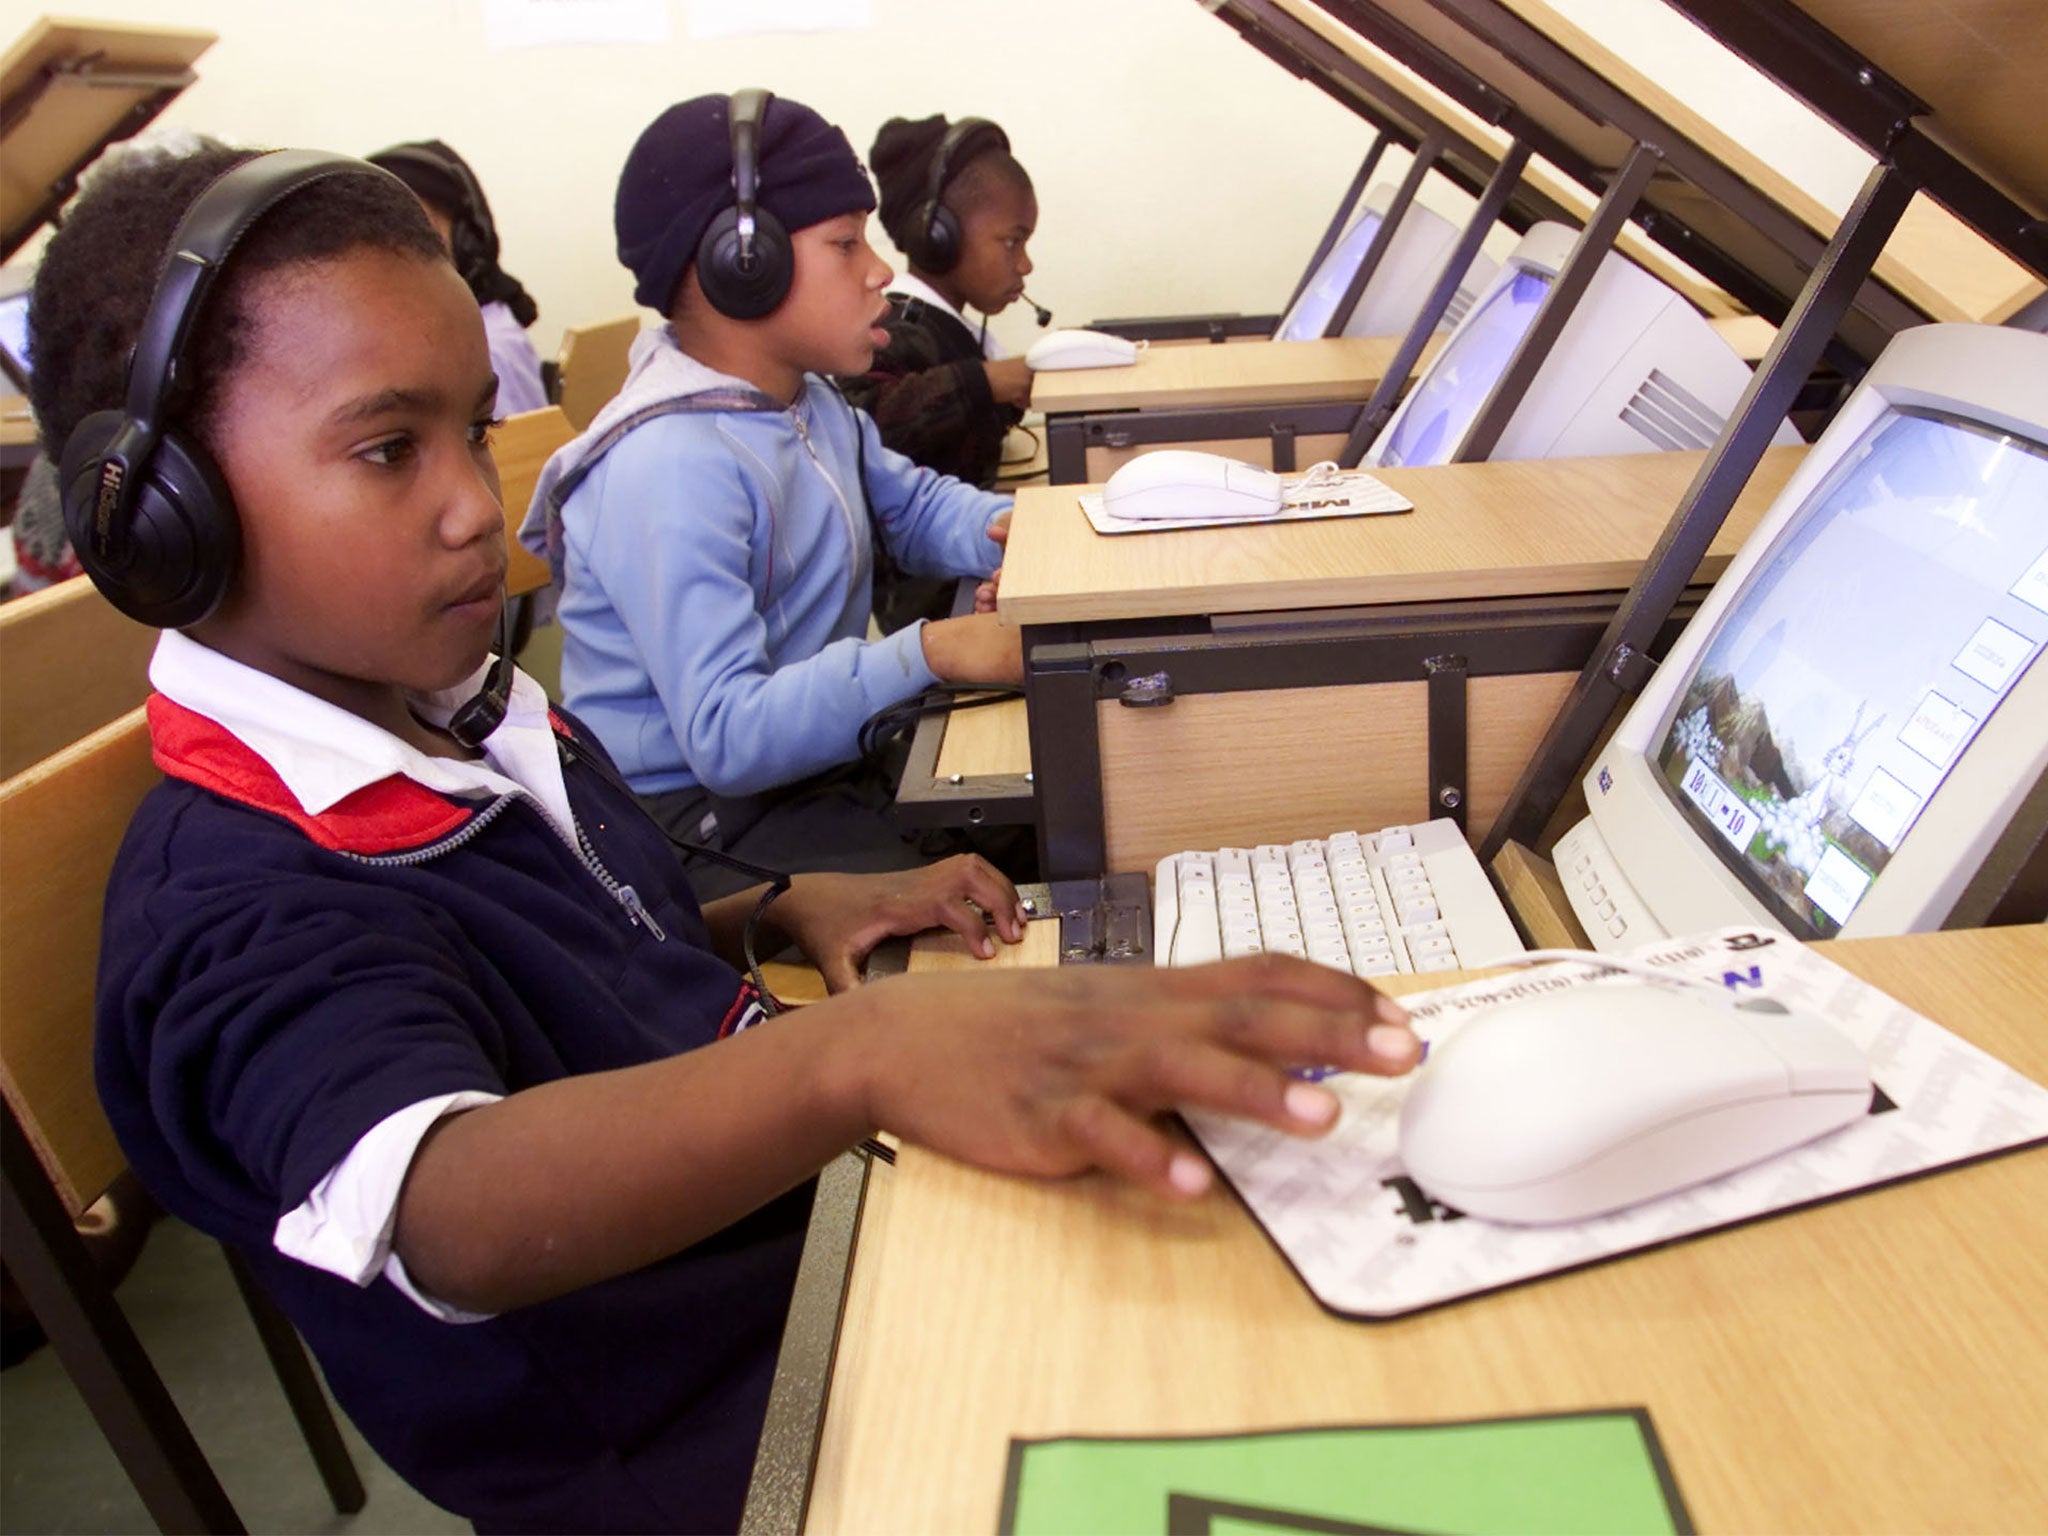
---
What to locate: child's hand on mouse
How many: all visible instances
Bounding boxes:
[921,612,1023,685]
[837,955,1419,1199]
[768,857,1029,991]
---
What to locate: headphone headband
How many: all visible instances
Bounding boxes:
[921,117,1007,221]
[122,150,402,440]
[728,88,771,271]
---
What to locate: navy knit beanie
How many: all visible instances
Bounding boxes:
[616,92,876,315]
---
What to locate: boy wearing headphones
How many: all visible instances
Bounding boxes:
[839,114,1038,490]
[32,143,1420,1533]
[524,92,1022,898]
[368,138,551,415]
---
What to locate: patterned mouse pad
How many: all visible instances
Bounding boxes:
[1079,469,1413,536]
[1183,927,2048,1319]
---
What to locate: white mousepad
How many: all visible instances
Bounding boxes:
[1184,927,2048,1320]
[1080,469,1412,536]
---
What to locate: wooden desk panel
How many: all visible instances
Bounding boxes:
[1097,671,1577,871]
[1001,446,1805,626]
[932,696,1032,781]
[1031,335,1438,414]
[806,925,2048,1534]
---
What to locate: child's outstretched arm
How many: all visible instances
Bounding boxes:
[392,956,1418,1314]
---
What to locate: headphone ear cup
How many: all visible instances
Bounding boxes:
[919,202,962,275]
[695,205,794,320]
[60,418,239,628]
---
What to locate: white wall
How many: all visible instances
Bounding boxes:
[31,0,1873,358]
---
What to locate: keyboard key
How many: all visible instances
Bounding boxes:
[1376,827,1414,851]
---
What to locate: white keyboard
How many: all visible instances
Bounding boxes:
[1153,819,1526,975]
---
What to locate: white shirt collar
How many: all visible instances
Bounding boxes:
[148,629,576,841]
[889,273,1008,360]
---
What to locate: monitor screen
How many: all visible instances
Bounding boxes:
[1275,209,1384,342]
[1651,407,2048,937]
[0,289,29,388]
[1375,266,1551,467]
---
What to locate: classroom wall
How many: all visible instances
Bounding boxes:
[27,0,1877,360]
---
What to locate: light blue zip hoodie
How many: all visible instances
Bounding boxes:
[520,327,1007,797]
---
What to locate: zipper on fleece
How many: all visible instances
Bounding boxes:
[340,788,666,942]
[789,403,867,610]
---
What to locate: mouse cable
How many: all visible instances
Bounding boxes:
[857,683,1024,768]
[998,423,1041,467]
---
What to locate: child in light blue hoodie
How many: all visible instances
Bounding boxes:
[524,92,1020,896]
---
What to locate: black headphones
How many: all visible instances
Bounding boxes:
[59,149,401,629]
[368,141,495,292]
[905,118,1007,276]
[695,88,795,320]
[60,146,517,746]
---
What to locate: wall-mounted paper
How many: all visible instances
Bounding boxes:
[685,0,872,40]
[484,0,671,51]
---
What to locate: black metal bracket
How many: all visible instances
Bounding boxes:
[1343,139,1534,463]
[1456,141,1662,462]
[1483,161,1919,860]
[1426,654,1470,830]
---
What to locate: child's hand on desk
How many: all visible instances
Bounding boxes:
[842,956,1419,1200]
[974,568,1001,614]
[770,857,1030,991]
[985,357,1034,409]
[921,612,1023,685]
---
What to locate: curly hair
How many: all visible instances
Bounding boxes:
[28,144,447,459]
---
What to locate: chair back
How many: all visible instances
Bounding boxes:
[0,703,370,1529]
[554,315,639,430]
[493,405,577,597]
[0,707,158,1217]
[0,576,156,780]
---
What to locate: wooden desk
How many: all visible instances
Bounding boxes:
[1036,335,1442,483]
[1,19,216,257]
[1001,446,1804,876]
[795,922,2048,1534]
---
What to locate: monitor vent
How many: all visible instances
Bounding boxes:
[1441,285,1477,330]
[1619,368,1725,451]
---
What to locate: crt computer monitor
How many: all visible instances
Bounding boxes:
[1554,322,2048,948]
[1366,220,1799,468]
[1275,185,1497,343]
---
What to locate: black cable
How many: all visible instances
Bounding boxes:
[858,683,1024,767]
[998,422,1041,467]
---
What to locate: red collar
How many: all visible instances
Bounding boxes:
[147,695,575,856]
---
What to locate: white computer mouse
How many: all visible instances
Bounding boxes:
[1102,450,1285,523]
[1024,328,1142,370]
[1397,982,1871,1225]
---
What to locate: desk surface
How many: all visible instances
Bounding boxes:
[1768,0,2046,217]
[804,922,2048,1534]
[998,444,1804,626]
[1030,335,1439,415]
